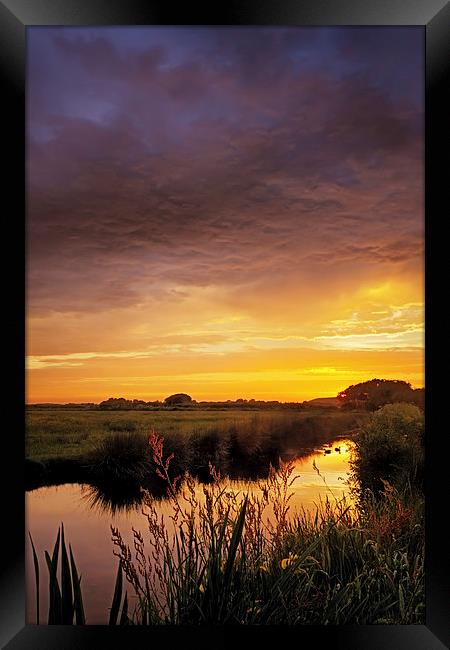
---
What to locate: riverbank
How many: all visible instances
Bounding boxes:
[25,408,367,490]
[27,433,424,625]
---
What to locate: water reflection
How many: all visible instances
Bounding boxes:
[26,439,355,624]
[80,439,353,515]
[81,482,144,515]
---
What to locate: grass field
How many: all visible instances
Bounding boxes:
[27,404,424,624]
[26,408,364,462]
[30,428,425,625]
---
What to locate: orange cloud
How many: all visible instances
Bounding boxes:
[26,28,424,403]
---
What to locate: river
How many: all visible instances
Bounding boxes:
[26,437,354,624]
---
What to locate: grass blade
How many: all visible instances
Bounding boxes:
[109,560,123,625]
[51,527,61,572]
[28,533,40,625]
[45,549,62,624]
[223,495,248,586]
[218,495,248,621]
[45,527,63,624]
[119,592,129,625]
[60,524,74,624]
[69,544,86,624]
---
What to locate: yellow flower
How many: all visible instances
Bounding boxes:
[199,584,205,593]
[260,561,269,573]
[280,553,299,570]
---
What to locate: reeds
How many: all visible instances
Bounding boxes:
[108,432,424,625]
[29,524,85,624]
[28,424,424,625]
[29,526,131,625]
[86,432,150,484]
[108,560,130,625]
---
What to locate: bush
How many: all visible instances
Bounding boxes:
[164,393,193,406]
[351,403,424,494]
[87,432,149,483]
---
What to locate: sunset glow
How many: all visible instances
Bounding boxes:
[26,27,424,403]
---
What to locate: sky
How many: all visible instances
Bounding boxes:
[26,27,424,403]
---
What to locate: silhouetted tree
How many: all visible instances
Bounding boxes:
[164,393,193,406]
[337,379,421,411]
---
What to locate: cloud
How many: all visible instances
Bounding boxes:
[26,344,424,402]
[25,28,424,401]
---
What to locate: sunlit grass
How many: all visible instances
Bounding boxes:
[26,408,365,462]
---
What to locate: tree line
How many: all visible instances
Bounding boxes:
[26,379,424,411]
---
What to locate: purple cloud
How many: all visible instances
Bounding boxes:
[27,27,423,315]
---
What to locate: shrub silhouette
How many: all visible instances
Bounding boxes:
[164,393,193,406]
[338,379,423,411]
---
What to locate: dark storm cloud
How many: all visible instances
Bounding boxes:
[27,27,423,314]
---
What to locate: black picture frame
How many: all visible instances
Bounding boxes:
[2,1,448,648]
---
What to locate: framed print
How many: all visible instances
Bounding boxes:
[2,1,449,648]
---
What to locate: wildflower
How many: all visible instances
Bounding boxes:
[280,552,299,569]
[164,452,175,471]
[149,430,164,465]
[199,583,205,593]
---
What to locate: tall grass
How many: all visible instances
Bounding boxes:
[28,415,424,625]
[26,409,366,492]
[108,432,424,625]
[86,432,150,484]
[29,524,86,624]
[26,408,365,463]
[81,411,363,490]
[29,525,129,625]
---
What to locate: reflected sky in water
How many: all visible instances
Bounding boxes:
[26,439,354,624]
